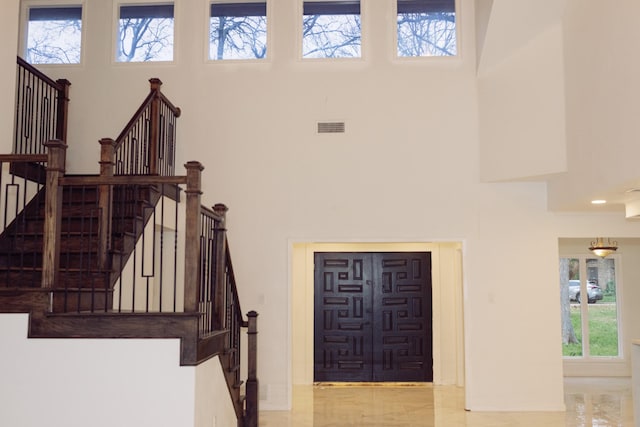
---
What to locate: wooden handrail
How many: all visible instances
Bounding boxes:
[16,56,65,91]
[15,57,71,155]
[112,78,181,148]
[112,78,181,176]
[114,90,155,145]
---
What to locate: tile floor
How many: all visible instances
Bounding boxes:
[259,378,634,426]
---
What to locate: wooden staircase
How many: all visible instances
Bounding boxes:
[0,57,259,426]
[0,181,163,312]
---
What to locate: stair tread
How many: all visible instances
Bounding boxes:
[0,266,110,273]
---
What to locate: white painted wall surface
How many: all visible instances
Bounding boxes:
[548,0,640,211]
[0,314,196,427]
[478,23,567,182]
[0,0,19,152]
[194,356,238,427]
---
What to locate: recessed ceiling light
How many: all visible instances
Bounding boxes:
[591,200,607,204]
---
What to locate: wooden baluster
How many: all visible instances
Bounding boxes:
[42,140,67,296]
[213,203,228,330]
[245,311,259,427]
[148,78,162,175]
[98,138,116,270]
[184,161,204,313]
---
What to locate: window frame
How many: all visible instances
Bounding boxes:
[299,0,363,61]
[207,0,270,62]
[393,0,460,61]
[561,254,624,361]
[113,1,177,64]
[19,0,86,66]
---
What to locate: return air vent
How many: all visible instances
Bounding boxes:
[317,121,345,134]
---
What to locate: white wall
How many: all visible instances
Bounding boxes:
[5,0,640,415]
[0,314,196,427]
[478,23,567,182]
[0,0,19,152]
[548,0,640,211]
[194,356,238,427]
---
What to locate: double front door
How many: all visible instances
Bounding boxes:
[314,252,432,382]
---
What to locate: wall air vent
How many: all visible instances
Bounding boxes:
[317,121,345,134]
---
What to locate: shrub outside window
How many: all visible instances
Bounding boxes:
[302,1,361,59]
[117,4,174,62]
[26,6,83,64]
[210,2,267,60]
[397,0,456,57]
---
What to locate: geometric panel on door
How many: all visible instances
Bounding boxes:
[315,252,432,382]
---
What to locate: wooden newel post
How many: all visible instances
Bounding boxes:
[55,79,71,144]
[184,161,204,313]
[42,140,67,291]
[245,310,259,427]
[98,138,116,269]
[213,203,228,330]
[148,78,162,175]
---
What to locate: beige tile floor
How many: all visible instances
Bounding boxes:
[259,377,634,426]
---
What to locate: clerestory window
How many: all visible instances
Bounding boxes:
[397,0,457,57]
[302,1,361,59]
[25,5,83,64]
[116,3,174,62]
[209,2,267,60]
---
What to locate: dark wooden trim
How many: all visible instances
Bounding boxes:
[0,154,48,162]
[42,140,67,290]
[28,311,205,365]
[244,311,259,427]
[196,330,230,364]
[60,175,187,186]
[0,289,50,313]
[184,161,204,313]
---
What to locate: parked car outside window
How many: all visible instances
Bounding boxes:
[568,279,603,303]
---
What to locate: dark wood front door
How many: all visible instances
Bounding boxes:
[314,252,432,382]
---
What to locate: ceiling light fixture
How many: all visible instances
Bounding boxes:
[591,199,607,204]
[588,237,618,258]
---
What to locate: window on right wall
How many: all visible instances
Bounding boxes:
[396,0,457,57]
[560,256,621,359]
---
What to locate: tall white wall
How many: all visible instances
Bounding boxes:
[548,0,640,210]
[478,23,567,182]
[0,0,19,152]
[5,0,640,414]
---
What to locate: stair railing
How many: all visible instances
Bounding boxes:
[15,57,70,155]
[4,70,258,425]
[113,78,180,176]
[0,151,49,290]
